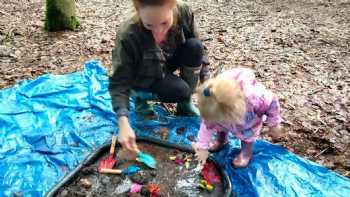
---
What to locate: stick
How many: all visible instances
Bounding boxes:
[313,147,329,158]
[100,168,122,174]
[308,88,325,95]
[110,135,117,154]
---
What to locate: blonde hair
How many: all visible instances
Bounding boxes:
[197,77,246,124]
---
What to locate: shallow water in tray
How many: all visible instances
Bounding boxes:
[56,142,225,197]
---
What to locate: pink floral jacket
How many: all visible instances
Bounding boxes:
[196,68,282,149]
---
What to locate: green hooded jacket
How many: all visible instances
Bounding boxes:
[109,3,208,117]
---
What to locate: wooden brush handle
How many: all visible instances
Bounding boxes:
[100,168,122,174]
[135,147,140,154]
[110,135,117,154]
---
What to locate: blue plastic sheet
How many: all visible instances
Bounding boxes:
[0,60,349,197]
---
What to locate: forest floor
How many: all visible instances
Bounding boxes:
[0,0,349,177]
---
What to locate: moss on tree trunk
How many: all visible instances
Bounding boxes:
[45,0,80,31]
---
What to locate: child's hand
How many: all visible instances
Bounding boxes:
[269,125,283,139]
[192,143,209,167]
[196,149,209,166]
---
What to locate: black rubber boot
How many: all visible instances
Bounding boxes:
[132,90,158,116]
[176,98,200,117]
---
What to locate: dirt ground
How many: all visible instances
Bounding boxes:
[0,0,349,177]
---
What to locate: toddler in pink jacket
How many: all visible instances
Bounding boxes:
[193,68,283,168]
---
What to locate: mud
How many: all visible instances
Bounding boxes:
[56,142,225,197]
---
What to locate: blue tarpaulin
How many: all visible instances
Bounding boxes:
[0,60,349,197]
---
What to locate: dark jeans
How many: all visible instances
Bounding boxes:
[136,38,204,103]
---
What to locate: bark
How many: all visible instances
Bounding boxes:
[44,0,80,31]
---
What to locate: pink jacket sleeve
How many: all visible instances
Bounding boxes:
[195,120,216,150]
[248,80,283,127]
[264,96,282,127]
[255,88,282,127]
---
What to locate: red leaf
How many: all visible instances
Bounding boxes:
[148,183,160,197]
[201,162,221,184]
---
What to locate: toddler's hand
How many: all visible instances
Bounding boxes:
[192,143,209,168]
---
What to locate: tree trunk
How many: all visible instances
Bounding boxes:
[45,0,80,31]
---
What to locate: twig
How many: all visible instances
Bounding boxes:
[318,119,328,127]
[98,12,116,19]
[345,171,350,177]
[308,87,325,95]
[313,147,329,158]
[286,103,296,110]
[312,127,320,134]
[213,55,225,61]
[319,39,336,46]
[282,120,293,126]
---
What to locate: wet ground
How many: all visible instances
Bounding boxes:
[56,142,225,197]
